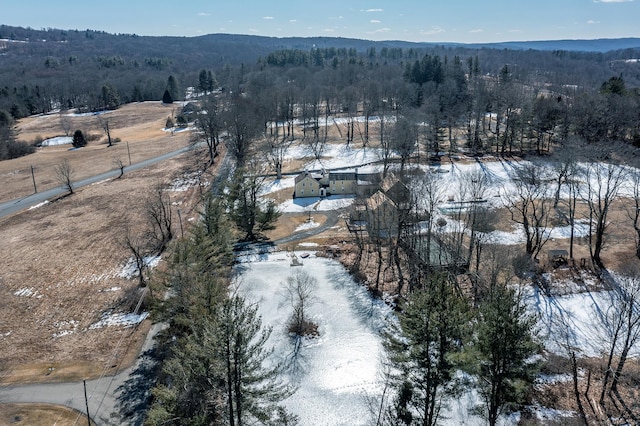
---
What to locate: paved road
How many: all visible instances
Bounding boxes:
[0,145,193,219]
[0,321,166,425]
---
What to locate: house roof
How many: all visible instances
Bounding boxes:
[365,190,394,211]
[295,171,323,183]
[329,172,357,181]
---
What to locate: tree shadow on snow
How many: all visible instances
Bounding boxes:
[326,268,390,332]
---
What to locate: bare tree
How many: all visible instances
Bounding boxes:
[581,162,625,269]
[193,94,221,165]
[98,115,114,147]
[55,159,74,194]
[283,269,318,337]
[504,163,552,259]
[263,135,293,180]
[548,315,588,424]
[626,170,640,260]
[600,267,640,402]
[114,157,126,179]
[390,115,418,174]
[122,223,152,287]
[146,181,173,252]
[59,112,72,136]
[458,169,496,272]
[223,96,263,167]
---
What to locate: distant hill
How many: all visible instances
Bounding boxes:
[464,38,640,53]
[1,24,639,58]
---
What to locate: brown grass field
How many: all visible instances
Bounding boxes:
[0,403,93,426]
[0,102,211,385]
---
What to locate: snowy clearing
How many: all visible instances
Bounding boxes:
[236,253,393,425]
[236,253,503,425]
[40,136,72,146]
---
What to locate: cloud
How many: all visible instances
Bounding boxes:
[323,28,336,33]
[420,26,445,36]
[469,29,484,33]
[369,27,391,34]
[593,0,633,2]
[263,16,274,20]
[587,19,601,24]
[364,8,384,12]
[370,20,381,24]
[198,12,210,16]
[289,19,297,23]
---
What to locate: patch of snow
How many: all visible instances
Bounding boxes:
[29,200,49,210]
[237,253,393,425]
[66,110,112,117]
[298,242,319,247]
[100,286,121,293]
[533,405,576,421]
[536,373,573,385]
[280,194,355,213]
[14,288,41,298]
[41,136,72,147]
[260,176,296,196]
[118,255,161,279]
[169,172,207,191]
[295,219,320,232]
[52,320,79,338]
[89,311,149,329]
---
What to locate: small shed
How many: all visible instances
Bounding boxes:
[547,249,569,267]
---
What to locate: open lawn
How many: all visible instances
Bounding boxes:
[0,102,210,383]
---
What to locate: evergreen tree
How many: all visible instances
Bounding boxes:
[226,167,280,241]
[162,89,173,104]
[383,274,469,426]
[166,75,180,100]
[72,129,86,148]
[217,295,296,426]
[466,283,539,426]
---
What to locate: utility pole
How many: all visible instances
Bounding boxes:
[30,165,37,193]
[83,380,91,426]
[126,141,132,166]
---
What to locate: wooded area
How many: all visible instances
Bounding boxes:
[3,24,640,425]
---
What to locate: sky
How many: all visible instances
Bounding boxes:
[2,0,639,43]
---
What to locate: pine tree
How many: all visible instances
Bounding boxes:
[162,89,173,104]
[72,129,86,148]
[226,167,280,241]
[383,274,470,426]
[468,283,539,426]
[216,296,296,426]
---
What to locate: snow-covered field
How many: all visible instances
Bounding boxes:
[235,251,640,425]
[236,253,393,425]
